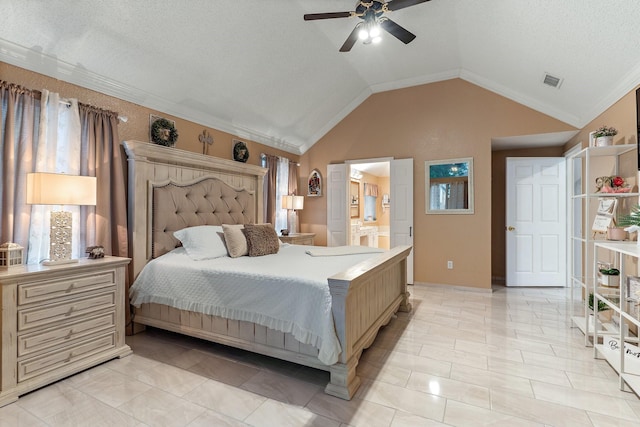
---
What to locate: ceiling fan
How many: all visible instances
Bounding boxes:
[304,0,431,52]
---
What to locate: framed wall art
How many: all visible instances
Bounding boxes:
[308,169,322,197]
[232,140,249,163]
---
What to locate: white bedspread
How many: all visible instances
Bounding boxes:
[129,244,383,365]
[305,245,385,257]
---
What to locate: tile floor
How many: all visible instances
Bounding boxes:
[2,284,640,426]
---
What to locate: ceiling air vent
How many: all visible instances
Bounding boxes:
[542,73,563,89]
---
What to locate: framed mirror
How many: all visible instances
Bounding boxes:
[425,157,474,214]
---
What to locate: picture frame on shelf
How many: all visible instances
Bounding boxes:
[627,275,640,302]
[308,169,322,197]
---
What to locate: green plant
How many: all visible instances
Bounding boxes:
[594,125,618,138]
[588,293,609,312]
[616,205,640,227]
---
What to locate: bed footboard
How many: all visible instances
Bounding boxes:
[326,244,412,399]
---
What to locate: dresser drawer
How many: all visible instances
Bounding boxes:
[18,270,116,305]
[18,312,115,357]
[18,291,116,331]
[18,332,116,382]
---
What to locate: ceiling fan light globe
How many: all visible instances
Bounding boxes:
[370,26,381,38]
[372,36,382,44]
[358,28,369,40]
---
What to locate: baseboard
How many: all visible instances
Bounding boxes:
[413,281,494,293]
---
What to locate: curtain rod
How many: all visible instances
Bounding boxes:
[260,152,299,166]
[57,98,128,122]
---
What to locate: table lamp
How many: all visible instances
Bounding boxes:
[282,195,304,234]
[26,172,97,265]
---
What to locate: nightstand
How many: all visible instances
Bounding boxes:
[279,233,316,245]
[0,256,132,407]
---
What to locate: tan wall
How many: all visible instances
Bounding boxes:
[1,62,298,167]
[490,146,565,282]
[564,88,639,153]
[299,78,575,289]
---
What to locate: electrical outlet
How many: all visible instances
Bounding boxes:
[447,260,453,269]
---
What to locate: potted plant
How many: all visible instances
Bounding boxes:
[593,125,618,146]
[588,293,612,321]
[617,205,640,244]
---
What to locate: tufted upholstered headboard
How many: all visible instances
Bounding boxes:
[151,177,254,258]
[123,141,267,280]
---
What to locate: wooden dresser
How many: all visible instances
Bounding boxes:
[0,257,132,407]
[279,233,316,245]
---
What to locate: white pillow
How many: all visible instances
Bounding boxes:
[222,224,248,258]
[173,225,227,260]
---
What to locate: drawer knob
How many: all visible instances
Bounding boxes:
[65,329,74,339]
[65,306,76,316]
[66,283,76,292]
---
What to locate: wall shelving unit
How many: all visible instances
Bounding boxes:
[593,241,640,394]
[568,144,638,346]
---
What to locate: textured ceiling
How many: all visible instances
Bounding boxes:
[1,0,639,154]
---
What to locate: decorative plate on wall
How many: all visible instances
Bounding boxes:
[232,140,249,162]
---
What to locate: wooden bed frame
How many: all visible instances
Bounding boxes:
[123,140,412,400]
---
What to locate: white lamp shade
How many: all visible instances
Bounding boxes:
[282,195,293,210]
[282,195,304,210]
[26,173,97,206]
[292,195,304,210]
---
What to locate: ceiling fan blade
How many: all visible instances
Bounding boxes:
[380,18,416,44]
[304,11,352,21]
[340,24,361,52]
[385,0,431,11]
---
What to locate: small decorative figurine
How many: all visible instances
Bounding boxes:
[86,245,105,259]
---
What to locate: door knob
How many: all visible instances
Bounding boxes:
[507,226,516,231]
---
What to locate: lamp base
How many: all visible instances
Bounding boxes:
[42,258,79,266]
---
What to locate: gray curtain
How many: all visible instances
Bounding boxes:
[0,81,38,247]
[78,104,128,258]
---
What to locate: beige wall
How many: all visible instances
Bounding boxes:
[1,62,298,167]
[299,78,575,289]
[490,146,565,282]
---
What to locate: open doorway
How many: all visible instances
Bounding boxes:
[349,161,391,249]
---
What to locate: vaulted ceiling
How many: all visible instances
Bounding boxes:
[2,1,639,154]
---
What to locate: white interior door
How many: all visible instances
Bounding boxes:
[391,158,414,284]
[326,164,347,246]
[506,157,567,286]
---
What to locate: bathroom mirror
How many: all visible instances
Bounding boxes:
[350,180,360,218]
[425,157,474,214]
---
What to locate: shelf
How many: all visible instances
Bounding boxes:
[571,315,618,336]
[595,241,640,257]
[595,339,640,395]
[572,144,637,159]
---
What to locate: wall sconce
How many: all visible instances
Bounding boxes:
[26,172,97,265]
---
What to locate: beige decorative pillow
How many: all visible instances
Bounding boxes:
[244,223,280,257]
[222,224,248,258]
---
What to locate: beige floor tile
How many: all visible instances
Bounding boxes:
[357,359,412,386]
[183,379,266,419]
[188,409,250,427]
[406,371,490,408]
[390,411,449,426]
[419,345,488,370]
[565,371,640,401]
[450,363,534,397]
[488,357,572,387]
[454,338,524,363]
[521,350,609,377]
[530,381,638,421]
[44,397,141,427]
[588,411,640,427]
[356,379,446,422]
[240,370,321,406]
[245,399,341,427]
[490,387,598,426]
[306,391,395,427]
[187,351,261,387]
[118,387,206,426]
[383,351,452,378]
[443,400,544,427]
[16,382,90,420]
[132,361,207,397]
[0,403,48,427]
[65,366,151,408]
